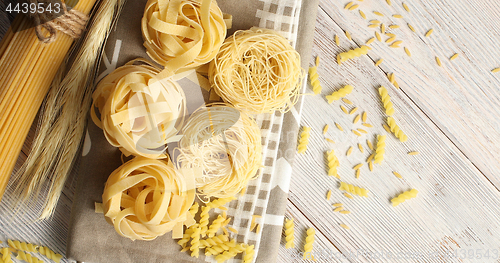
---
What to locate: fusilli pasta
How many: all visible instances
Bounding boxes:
[205,239,236,256]
[284,218,295,249]
[177,227,194,247]
[387,117,408,142]
[391,189,419,206]
[326,85,354,104]
[1,247,13,263]
[303,228,315,260]
[379,86,395,116]
[200,235,229,248]
[327,150,340,178]
[339,46,370,62]
[309,57,322,95]
[297,127,311,154]
[37,246,63,263]
[374,135,386,164]
[339,182,369,197]
[200,206,210,237]
[16,251,43,263]
[8,240,37,253]
[215,243,245,263]
[207,215,226,238]
[190,224,201,258]
[243,245,255,263]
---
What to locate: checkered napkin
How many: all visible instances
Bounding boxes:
[66,0,319,262]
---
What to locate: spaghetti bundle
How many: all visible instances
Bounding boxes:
[102,157,196,241]
[175,103,262,198]
[0,0,96,200]
[141,0,227,78]
[91,59,187,158]
[209,28,303,113]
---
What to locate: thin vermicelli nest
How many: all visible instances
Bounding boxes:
[91,59,186,158]
[102,157,196,241]
[209,28,303,114]
[175,103,262,199]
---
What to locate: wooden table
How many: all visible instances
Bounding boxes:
[278,0,500,262]
[2,0,500,262]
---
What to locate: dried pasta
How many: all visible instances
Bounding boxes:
[373,11,384,16]
[243,245,255,263]
[345,2,354,9]
[350,107,359,114]
[15,251,43,263]
[393,14,403,18]
[199,206,211,237]
[408,151,420,155]
[358,143,364,153]
[379,86,395,116]
[335,123,344,131]
[142,0,227,77]
[333,203,343,207]
[338,46,370,62]
[402,2,410,12]
[190,224,202,258]
[367,140,374,150]
[209,28,303,113]
[335,35,340,46]
[347,147,354,156]
[1,247,12,263]
[339,182,369,197]
[344,193,354,199]
[391,189,419,206]
[389,25,400,29]
[492,67,500,73]
[375,31,381,41]
[91,60,186,158]
[102,157,195,241]
[366,37,375,45]
[387,117,408,142]
[436,56,442,67]
[340,210,351,214]
[284,218,295,248]
[407,23,416,32]
[354,114,361,124]
[368,161,373,171]
[362,112,367,122]
[345,31,352,40]
[205,239,236,256]
[375,59,383,66]
[425,29,434,37]
[333,207,343,212]
[374,135,386,164]
[323,124,329,134]
[353,130,362,136]
[326,138,335,143]
[207,215,226,238]
[175,104,262,198]
[348,4,359,10]
[326,85,354,104]
[393,171,403,179]
[38,246,63,263]
[215,243,246,263]
[450,53,459,60]
[297,127,312,154]
[355,169,360,178]
[381,23,386,34]
[359,10,367,19]
[326,190,332,200]
[178,227,194,247]
[200,235,229,248]
[404,47,411,57]
[343,98,353,104]
[340,223,350,230]
[327,150,340,178]
[353,163,363,170]
[8,240,37,253]
[303,228,315,259]
[309,59,323,95]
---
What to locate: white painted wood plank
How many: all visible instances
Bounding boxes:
[285,3,500,262]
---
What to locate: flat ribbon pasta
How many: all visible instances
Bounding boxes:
[91,59,186,158]
[142,0,227,79]
[209,27,304,114]
[102,157,196,241]
[175,103,262,198]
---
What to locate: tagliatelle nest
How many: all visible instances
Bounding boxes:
[209,27,304,114]
[91,59,186,159]
[102,157,196,241]
[175,103,262,199]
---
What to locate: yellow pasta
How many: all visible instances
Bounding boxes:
[355,169,361,178]
[374,135,386,164]
[362,123,373,128]
[407,23,416,32]
[209,197,236,209]
[335,122,344,131]
[333,203,343,207]
[205,239,235,256]
[350,107,359,114]
[389,25,400,29]
[381,23,386,34]
[323,124,329,134]
[348,4,359,10]
[358,143,364,153]
[393,171,403,179]
[404,47,411,57]
[366,37,375,45]
[393,14,403,18]
[340,223,350,230]
[375,31,381,41]
[450,53,459,60]
[345,30,352,40]
[368,24,380,28]
[8,240,37,253]
[375,59,383,66]
[385,36,396,43]
[391,189,419,206]
[256,224,262,234]
[228,227,238,234]
[335,34,340,46]
[344,193,354,199]
[362,111,368,122]
[370,20,381,24]
[367,140,374,150]
[343,98,353,104]
[15,251,43,263]
[344,2,354,9]
[383,124,391,133]
[326,138,335,143]
[386,32,396,37]
[333,206,343,212]
[425,29,434,37]
[389,42,401,48]
[366,153,375,163]
[326,85,354,103]
[353,163,363,170]
[402,2,410,12]
[353,130,362,136]
[357,128,367,134]
[199,206,211,237]
[326,190,332,200]
[297,127,312,154]
[339,182,369,197]
[359,10,367,19]
[379,86,395,116]
[309,58,322,95]
[340,210,351,214]
[1,247,13,263]
[338,46,370,62]
[215,243,245,262]
[347,146,354,156]
[327,150,340,178]
[408,151,420,155]
[354,114,361,124]
[243,245,255,263]
[303,228,316,259]
[37,246,63,263]
[387,117,408,142]
[190,224,202,258]
[386,0,392,5]
[373,11,384,16]
[210,28,303,113]
[436,56,442,67]
[177,227,194,247]
[368,161,373,171]
[284,218,295,248]
[492,67,500,73]
[200,235,229,248]
[207,215,225,238]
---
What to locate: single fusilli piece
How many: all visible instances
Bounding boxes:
[339,182,369,197]
[215,243,245,263]
[378,86,395,116]
[209,197,236,209]
[200,235,229,248]
[205,239,236,256]
[190,224,201,258]
[7,240,37,253]
[1,247,13,263]
[243,245,255,263]
[387,117,408,142]
[326,150,340,178]
[303,228,315,260]
[284,218,295,248]
[325,85,354,104]
[37,246,63,263]
[189,202,199,218]
[199,206,210,237]
[16,251,43,263]
[391,189,419,206]
[338,46,370,62]
[309,57,322,95]
[297,127,311,154]
[374,135,386,164]
[207,215,226,238]
[177,227,194,247]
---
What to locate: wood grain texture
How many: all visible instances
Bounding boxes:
[281,1,500,262]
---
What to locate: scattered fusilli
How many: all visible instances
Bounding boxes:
[379,86,395,116]
[374,135,386,164]
[16,251,43,263]
[387,117,408,142]
[215,243,245,263]
[327,150,340,178]
[199,206,210,237]
[309,57,322,95]
[207,215,225,238]
[326,85,354,104]
[284,218,295,248]
[391,189,419,206]
[303,228,315,260]
[8,240,37,253]
[338,46,370,62]
[339,182,369,197]
[243,245,255,263]
[37,247,63,263]
[190,224,201,258]
[297,127,311,154]
[200,235,229,248]
[1,247,13,263]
